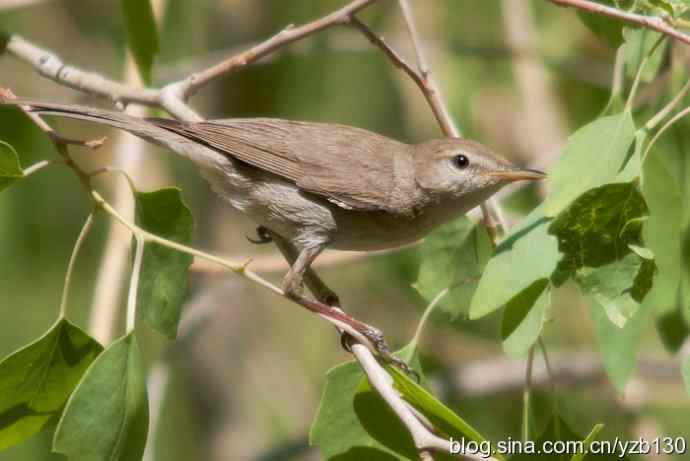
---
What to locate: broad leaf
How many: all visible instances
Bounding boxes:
[120,0,159,85]
[53,333,148,461]
[655,307,690,352]
[415,217,492,319]
[590,299,652,392]
[385,366,498,459]
[624,28,667,83]
[470,206,559,319]
[501,280,550,357]
[549,182,648,277]
[310,361,417,461]
[0,140,23,192]
[577,0,626,48]
[0,319,102,451]
[544,112,636,217]
[135,188,193,338]
[578,252,655,327]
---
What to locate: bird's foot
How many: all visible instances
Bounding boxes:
[246,226,273,244]
[347,326,419,382]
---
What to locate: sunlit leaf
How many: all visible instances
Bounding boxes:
[53,333,148,461]
[0,319,102,451]
[120,0,159,85]
[0,140,23,192]
[624,28,667,83]
[415,217,492,319]
[135,188,193,339]
[544,112,636,217]
[470,206,559,319]
[590,300,652,392]
[501,280,550,357]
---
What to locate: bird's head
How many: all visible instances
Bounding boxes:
[413,138,545,203]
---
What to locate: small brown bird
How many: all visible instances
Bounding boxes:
[3,99,545,368]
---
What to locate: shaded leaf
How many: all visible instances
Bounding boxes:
[415,217,492,319]
[0,319,102,451]
[0,140,23,192]
[470,206,559,319]
[590,299,652,392]
[0,31,9,54]
[579,253,655,327]
[120,0,160,85]
[53,333,148,461]
[577,0,626,48]
[501,280,550,358]
[655,306,689,352]
[544,112,636,217]
[549,182,648,277]
[310,361,416,461]
[135,188,193,339]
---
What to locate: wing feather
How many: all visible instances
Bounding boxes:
[150,118,417,213]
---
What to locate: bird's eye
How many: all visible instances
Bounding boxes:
[453,154,470,169]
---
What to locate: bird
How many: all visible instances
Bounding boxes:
[1,98,545,369]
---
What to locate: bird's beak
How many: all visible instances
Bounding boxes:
[488,168,547,182]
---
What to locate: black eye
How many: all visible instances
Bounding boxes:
[453,154,470,169]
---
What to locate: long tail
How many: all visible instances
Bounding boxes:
[1,99,181,147]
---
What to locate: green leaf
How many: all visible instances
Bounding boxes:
[577,1,626,48]
[120,0,160,85]
[310,361,417,461]
[385,366,496,456]
[0,141,23,192]
[590,299,652,392]
[642,152,685,317]
[549,182,648,276]
[0,319,102,451]
[53,333,148,461]
[624,28,667,83]
[470,206,559,319]
[135,188,193,339]
[501,280,550,358]
[579,253,655,327]
[655,306,690,352]
[415,217,492,319]
[544,112,636,217]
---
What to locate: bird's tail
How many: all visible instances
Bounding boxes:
[0,98,199,154]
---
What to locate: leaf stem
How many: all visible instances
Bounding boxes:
[59,213,95,318]
[22,159,59,178]
[126,234,145,333]
[625,34,665,111]
[642,105,690,162]
[522,345,536,442]
[645,78,690,130]
[412,288,449,346]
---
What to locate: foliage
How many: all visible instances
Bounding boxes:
[1,1,690,460]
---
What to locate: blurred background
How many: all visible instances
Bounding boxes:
[0,0,688,460]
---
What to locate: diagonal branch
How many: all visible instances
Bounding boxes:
[547,0,690,46]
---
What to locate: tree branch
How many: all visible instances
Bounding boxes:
[547,0,690,46]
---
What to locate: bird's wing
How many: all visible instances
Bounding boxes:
[150,117,418,214]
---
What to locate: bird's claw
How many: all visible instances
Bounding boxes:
[346,326,419,382]
[246,225,273,244]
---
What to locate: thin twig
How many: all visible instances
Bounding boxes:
[22,159,58,177]
[58,213,95,318]
[180,0,378,98]
[126,234,145,333]
[522,346,536,442]
[548,0,690,46]
[645,78,690,130]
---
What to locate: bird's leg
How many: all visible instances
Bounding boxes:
[266,233,413,376]
[267,231,340,307]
